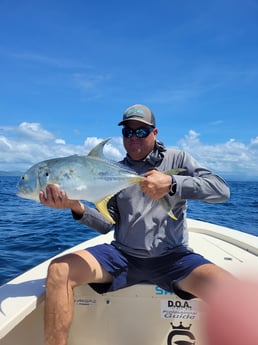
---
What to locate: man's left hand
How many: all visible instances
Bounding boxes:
[140,170,171,200]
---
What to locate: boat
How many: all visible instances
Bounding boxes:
[1,218,258,345]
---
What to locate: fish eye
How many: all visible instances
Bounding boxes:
[22,174,28,181]
[45,172,49,177]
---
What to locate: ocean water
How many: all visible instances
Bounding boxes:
[0,176,257,286]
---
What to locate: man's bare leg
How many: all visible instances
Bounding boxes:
[44,250,112,345]
[176,263,236,301]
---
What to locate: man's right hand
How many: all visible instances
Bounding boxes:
[39,184,85,216]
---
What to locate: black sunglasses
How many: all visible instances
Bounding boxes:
[122,126,154,138]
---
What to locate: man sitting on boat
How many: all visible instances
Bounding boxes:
[40,104,234,345]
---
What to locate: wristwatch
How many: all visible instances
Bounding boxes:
[168,176,177,196]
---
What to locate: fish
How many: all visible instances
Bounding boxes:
[17,138,185,223]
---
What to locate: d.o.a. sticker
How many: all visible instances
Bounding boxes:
[161,299,199,320]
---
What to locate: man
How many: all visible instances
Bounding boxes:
[40,104,232,345]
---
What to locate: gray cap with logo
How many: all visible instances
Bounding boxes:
[118,104,156,127]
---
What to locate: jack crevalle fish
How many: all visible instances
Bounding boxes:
[17,138,185,223]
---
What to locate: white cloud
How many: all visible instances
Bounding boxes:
[55,138,66,145]
[177,130,258,178]
[0,123,257,180]
[250,136,258,146]
[0,123,124,172]
[17,122,55,141]
[0,136,12,150]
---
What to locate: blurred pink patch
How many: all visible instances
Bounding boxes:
[204,279,258,345]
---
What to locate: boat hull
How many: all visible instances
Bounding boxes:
[1,219,258,344]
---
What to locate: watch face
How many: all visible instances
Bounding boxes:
[169,182,177,196]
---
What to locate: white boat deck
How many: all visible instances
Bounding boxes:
[1,219,258,344]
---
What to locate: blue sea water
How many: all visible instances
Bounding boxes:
[0,176,257,286]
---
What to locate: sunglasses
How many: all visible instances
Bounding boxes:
[122,126,154,138]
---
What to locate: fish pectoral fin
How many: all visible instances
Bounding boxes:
[95,195,116,224]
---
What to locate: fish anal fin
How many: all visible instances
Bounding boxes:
[168,210,177,221]
[160,196,178,221]
[95,195,116,224]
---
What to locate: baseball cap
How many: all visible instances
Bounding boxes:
[118,104,156,127]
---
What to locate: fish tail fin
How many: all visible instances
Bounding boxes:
[164,168,186,176]
[95,195,116,224]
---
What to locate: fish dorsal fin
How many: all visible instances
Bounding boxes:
[95,194,116,224]
[87,138,112,159]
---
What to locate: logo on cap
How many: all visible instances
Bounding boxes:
[124,108,145,119]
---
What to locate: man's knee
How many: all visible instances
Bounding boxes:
[46,256,71,287]
[46,252,100,288]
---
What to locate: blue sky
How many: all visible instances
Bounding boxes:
[0,0,258,180]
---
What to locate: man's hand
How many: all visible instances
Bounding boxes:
[139,170,171,200]
[39,184,85,216]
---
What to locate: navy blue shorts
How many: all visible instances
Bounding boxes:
[86,243,211,300]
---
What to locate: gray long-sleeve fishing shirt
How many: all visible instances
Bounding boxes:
[74,141,230,258]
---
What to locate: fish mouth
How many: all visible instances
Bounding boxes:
[16,185,34,198]
[16,189,28,198]
[16,189,39,202]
